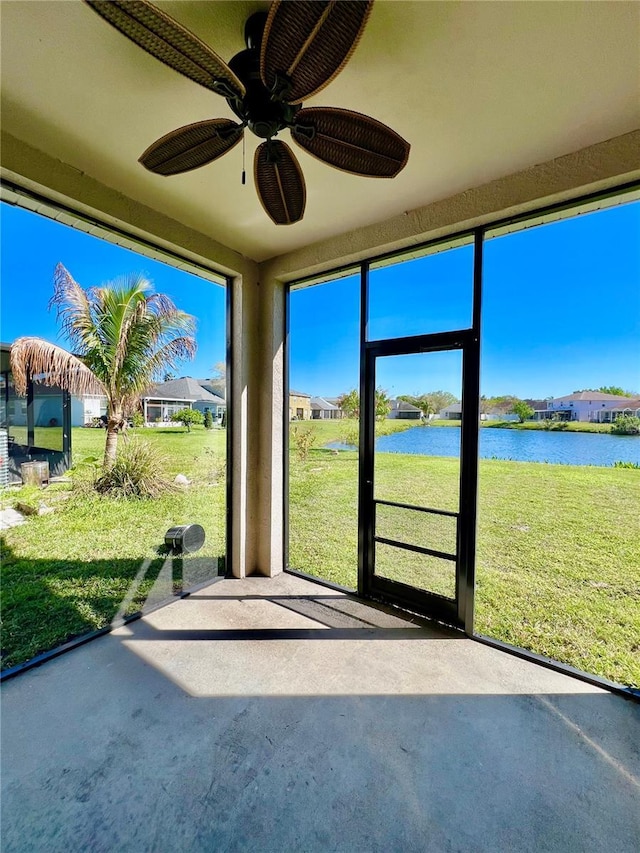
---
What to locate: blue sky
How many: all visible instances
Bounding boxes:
[0,204,226,380]
[1,199,638,400]
[290,200,640,399]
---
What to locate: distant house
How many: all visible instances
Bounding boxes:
[440,403,462,420]
[196,378,226,399]
[289,390,311,420]
[539,391,635,422]
[310,396,341,420]
[142,377,226,425]
[71,393,107,427]
[481,411,519,422]
[388,399,422,420]
[593,398,640,423]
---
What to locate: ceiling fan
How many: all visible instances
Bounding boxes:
[85,0,410,225]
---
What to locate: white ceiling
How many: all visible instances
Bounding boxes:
[1,1,639,262]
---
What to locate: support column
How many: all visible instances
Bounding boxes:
[251,272,286,577]
[229,268,261,577]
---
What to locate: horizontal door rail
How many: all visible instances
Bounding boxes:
[365,329,472,357]
[372,575,458,614]
[374,536,456,562]
[375,498,459,518]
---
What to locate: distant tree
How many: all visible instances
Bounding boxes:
[398,394,434,417]
[163,371,176,382]
[170,407,204,432]
[510,399,535,423]
[338,389,360,418]
[424,390,457,414]
[337,388,390,420]
[484,395,519,415]
[598,386,634,397]
[398,391,460,416]
[375,388,391,421]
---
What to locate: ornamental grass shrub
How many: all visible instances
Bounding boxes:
[611,415,640,435]
[94,437,176,498]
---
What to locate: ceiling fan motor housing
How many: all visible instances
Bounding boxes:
[227,12,299,140]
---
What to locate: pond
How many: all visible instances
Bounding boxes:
[327,425,640,467]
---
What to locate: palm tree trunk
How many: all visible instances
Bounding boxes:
[104,405,122,470]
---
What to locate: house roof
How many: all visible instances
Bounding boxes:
[289,390,311,399]
[144,377,225,405]
[550,392,635,403]
[600,398,640,411]
[392,399,422,412]
[310,397,339,411]
[441,403,463,413]
[2,3,637,263]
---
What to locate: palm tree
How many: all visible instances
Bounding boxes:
[11,263,196,469]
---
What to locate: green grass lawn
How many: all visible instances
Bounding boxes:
[1,426,226,669]
[2,419,638,688]
[289,421,640,687]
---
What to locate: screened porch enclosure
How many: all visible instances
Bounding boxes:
[286,189,640,692]
[1,346,70,483]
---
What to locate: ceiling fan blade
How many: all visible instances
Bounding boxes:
[291,107,410,178]
[85,1,245,99]
[139,120,243,175]
[254,141,306,225]
[261,1,373,104]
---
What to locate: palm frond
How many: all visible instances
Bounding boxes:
[50,264,104,356]
[139,337,198,387]
[10,337,104,397]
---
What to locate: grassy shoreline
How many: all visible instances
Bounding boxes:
[419,418,615,434]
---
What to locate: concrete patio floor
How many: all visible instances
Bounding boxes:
[2,572,639,852]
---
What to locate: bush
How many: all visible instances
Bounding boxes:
[291,425,316,461]
[170,408,204,432]
[612,460,640,469]
[131,411,144,428]
[542,420,568,431]
[611,415,640,435]
[94,438,176,498]
[204,410,214,430]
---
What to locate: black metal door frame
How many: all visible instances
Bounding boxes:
[358,329,479,630]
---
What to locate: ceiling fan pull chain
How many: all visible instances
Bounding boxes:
[242,134,246,185]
